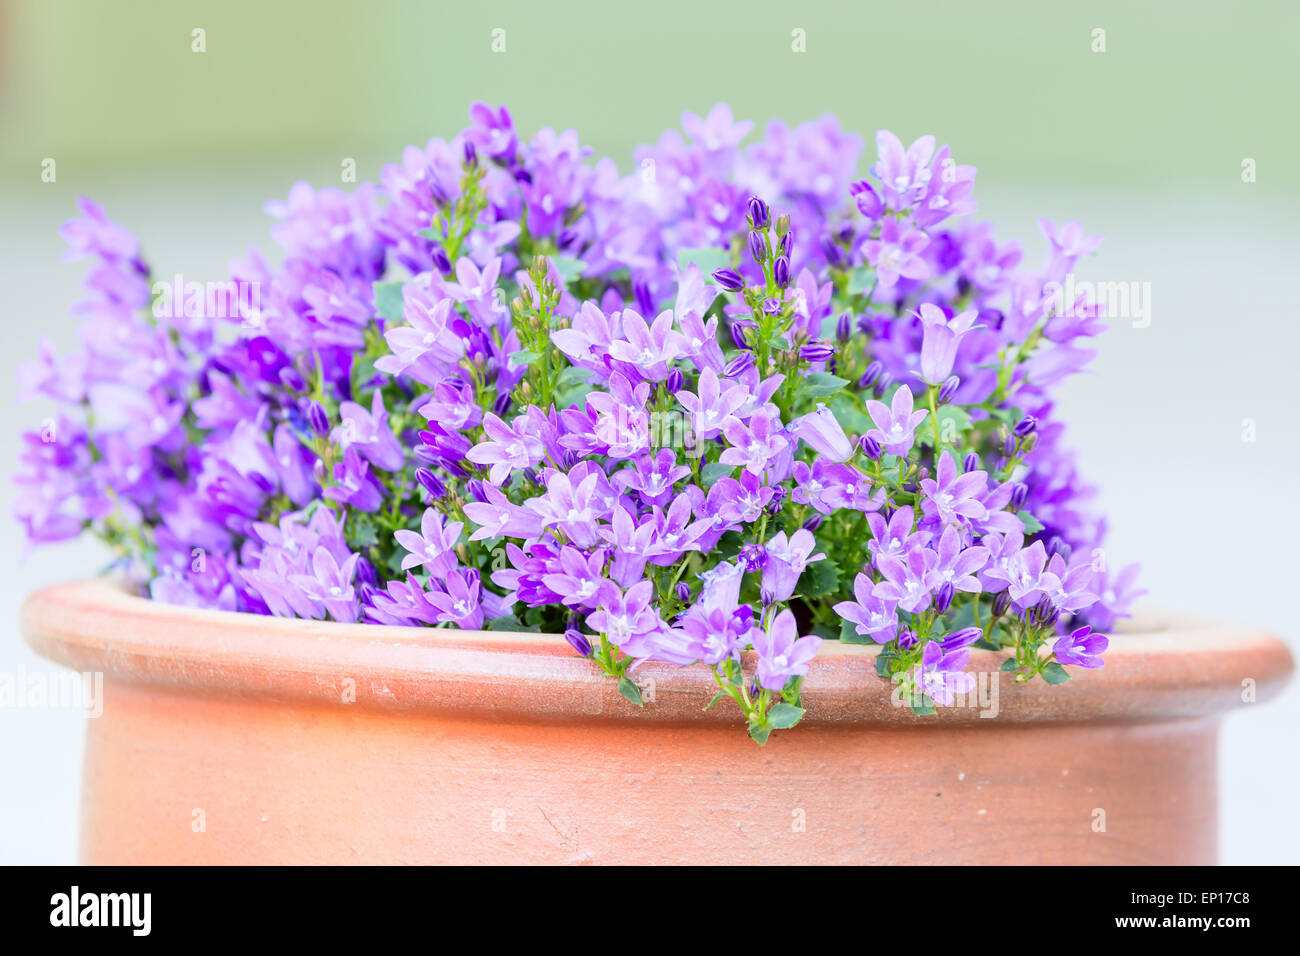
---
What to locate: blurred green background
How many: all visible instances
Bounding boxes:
[2,0,1299,865]
[3,0,1298,195]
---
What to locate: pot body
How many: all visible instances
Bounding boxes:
[23,580,1292,865]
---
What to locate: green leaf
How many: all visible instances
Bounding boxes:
[373,281,406,322]
[510,349,542,366]
[801,557,841,598]
[748,723,773,745]
[1018,511,1045,535]
[346,512,379,551]
[801,371,850,398]
[999,658,1020,672]
[839,617,872,645]
[829,394,871,433]
[551,255,587,281]
[556,365,593,388]
[847,265,877,297]
[699,461,734,487]
[1041,662,1071,685]
[702,690,728,712]
[617,675,644,706]
[767,702,805,729]
[936,405,971,439]
[679,246,730,278]
[910,695,937,717]
[484,614,523,632]
[874,652,895,677]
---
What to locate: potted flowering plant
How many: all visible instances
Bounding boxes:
[18,104,1290,865]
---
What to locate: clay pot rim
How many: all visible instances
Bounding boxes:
[21,577,1294,726]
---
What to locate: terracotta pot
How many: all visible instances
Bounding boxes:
[21,578,1293,865]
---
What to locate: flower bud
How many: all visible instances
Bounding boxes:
[777,230,793,258]
[859,435,882,460]
[747,196,769,230]
[748,231,767,264]
[938,375,960,404]
[355,556,377,589]
[873,371,894,399]
[992,590,1011,617]
[773,255,791,288]
[730,322,752,350]
[963,452,979,473]
[492,391,513,417]
[279,366,307,392]
[307,400,330,436]
[1014,415,1038,438]
[565,629,593,657]
[820,235,844,268]
[775,213,791,237]
[800,341,834,363]
[414,467,446,499]
[738,543,767,571]
[1010,482,1029,509]
[859,360,884,390]
[463,140,479,167]
[664,368,684,394]
[802,514,823,533]
[897,629,917,650]
[675,582,691,604]
[766,486,786,514]
[835,311,852,344]
[933,581,955,614]
[431,245,452,274]
[711,268,745,292]
[724,351,755,377]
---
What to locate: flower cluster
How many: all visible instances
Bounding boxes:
[16,104,1143,741]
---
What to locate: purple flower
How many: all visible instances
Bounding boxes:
[720,408,789,477]
[466,411,547,486]
[762,529,825,602]
[394,508,463,575]
[862,217,930,289]
[917,304,980,386]
[587,580,659,649]
[914,639,975,706]
[833,574,899,643]
[608,309,687,382]
[789,403,854,463]
[875,547,940,614]
[426,568,485,629]
[1053,625,1109,669]
[540,546,608,608]
[333,390,405,471]
[865,385,928,457]
[288,546,361,623]
[920,451,989,527]
[612,448,691,506]
[867,505,931,564]
[751,608,822,691]
[675,367,748,440]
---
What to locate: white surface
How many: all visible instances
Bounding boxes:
[1,167,1296,864]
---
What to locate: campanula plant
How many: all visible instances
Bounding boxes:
[16,104,1143,742]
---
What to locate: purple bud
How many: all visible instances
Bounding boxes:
[873,371,894,399]
[849,180,883,220]
[747,196,769,229]
[800,341,835,363]
[778,230,793,258]
[355,556,377,589]
[748,231,767,265]
[897,629,917,650]
[414,467,446,499]
[802,514,823,532]
[859,360,884,390]
[933,581,955,614]
[431,245,452,274]
[724,351,755,377]
[565,629,593,657]
[820,235,844,268]
[1010,482,1029,509]
[738,543,767,571]
[522,467,541,487]
[633,278,655,317]
[675,582,691,604]
[773,256,791,288]
[249,471,275,495]
[463,140,479,167]
[278,366,307,392]
[465,478,488,503]
[711,268,745,292]
[835,312,852,344]
[859,435,882,460]
[761,589,776,608]
[992,590,1012,617]
[492,391,513,417]
[767,486,786,514]
[938,375,960,404]
[1034,595,1059,628]
[1014,415,1038,438]
[1003,434,1018,456]
[664,368,684,394]
[307,401,329,436]
[963,452,979,473]
[1046,536,1072,563]
[730,322,752,350]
